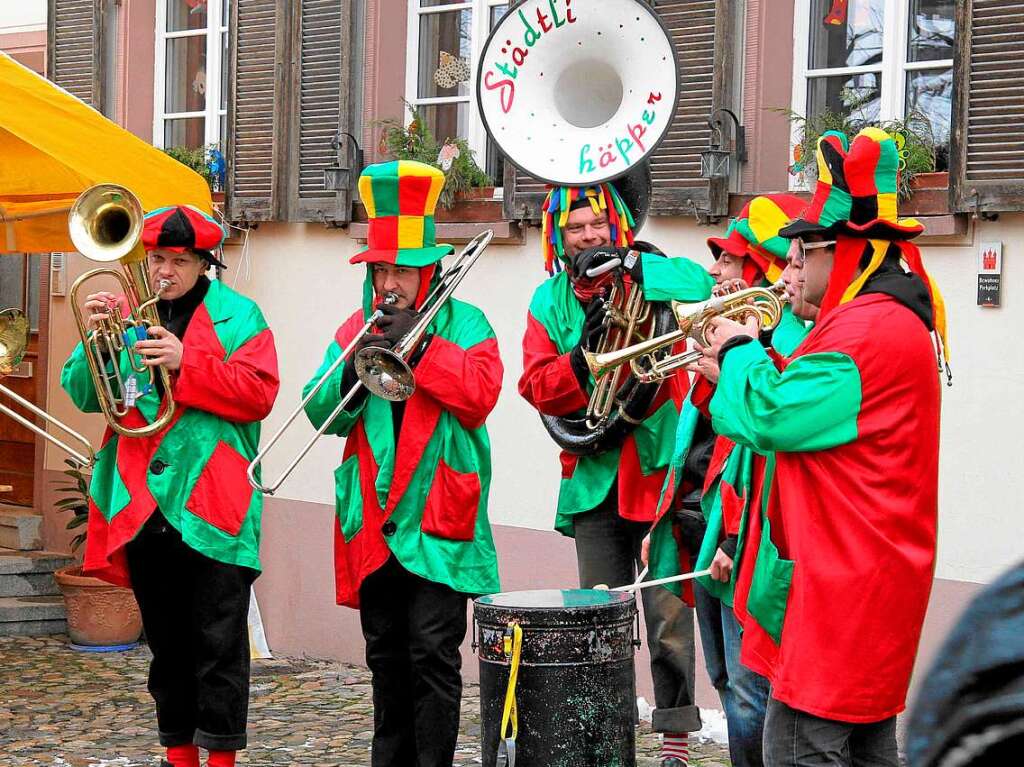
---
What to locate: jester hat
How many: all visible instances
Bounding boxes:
[143,205,227,268]
[781,128,948,364]
[351,160,455,266]
[707,194,807,285]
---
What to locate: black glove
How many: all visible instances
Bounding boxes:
[568,297,608,390]
[572,246,625,281]
[370,304,419,346]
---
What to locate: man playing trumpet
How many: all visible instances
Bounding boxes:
[303,161,502,767]
[518,175,712,766]
[704,129,947,767]
[62,205,280,767]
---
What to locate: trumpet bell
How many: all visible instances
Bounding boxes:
[0,309,29,376]
[354,347,416,402]
[69,183,145,264]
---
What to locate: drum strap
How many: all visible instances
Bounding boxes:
[496,622,524,767]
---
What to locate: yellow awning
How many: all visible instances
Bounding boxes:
[0,52,212,254]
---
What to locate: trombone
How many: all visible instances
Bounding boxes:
[67,184,176,437]
[247,229,494,495]
[0,308,95,468]
[586,283,788,384]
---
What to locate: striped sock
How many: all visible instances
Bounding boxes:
[661,732,690,764]
[165,744,200,767]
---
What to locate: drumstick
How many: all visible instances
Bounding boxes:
[612,568,713,592]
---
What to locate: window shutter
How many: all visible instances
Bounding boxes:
[649,0,735,218]
[502,0,737,222]
[47,0,104,108]
[950,0,1024,213]
[225,0,287,222]
[284,0,356,224]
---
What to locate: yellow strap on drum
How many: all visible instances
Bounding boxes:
[496,621,524,767]
[476,0,679,187]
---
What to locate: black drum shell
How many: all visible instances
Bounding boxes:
[475,589,638,767]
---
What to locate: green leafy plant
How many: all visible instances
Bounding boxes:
[162,144,219,191]
[778,108,938,201]
[53,458,90,552]
[376,104,492,209]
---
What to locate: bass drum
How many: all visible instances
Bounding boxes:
[540,296,677,456]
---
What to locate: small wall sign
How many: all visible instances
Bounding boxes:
[978,241,1003,308]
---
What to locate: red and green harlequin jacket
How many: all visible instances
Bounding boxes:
[519,254,714,535]
[61,280,280,586]
[303,297,502,608]
[711,291,940,724]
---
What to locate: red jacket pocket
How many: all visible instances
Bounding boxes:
[421,460,481,542]
[186,441,254,537]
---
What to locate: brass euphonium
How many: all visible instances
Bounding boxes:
[586,283,789,383]
[68,184,176,437]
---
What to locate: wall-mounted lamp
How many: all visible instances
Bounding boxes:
[700,108,747,180]
[324,132,364,192]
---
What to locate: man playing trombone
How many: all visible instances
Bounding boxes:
[518,174,712,766]
[62,204,280,767]
[303,161,502,767]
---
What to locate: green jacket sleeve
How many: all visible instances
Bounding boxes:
[641,254,714,302]
[60,342,103,414]
[302,340,365,438]
[710,340,862,453]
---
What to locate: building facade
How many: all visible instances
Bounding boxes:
[10,0,1023,705]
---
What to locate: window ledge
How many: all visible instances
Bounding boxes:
[729,173,964,239]
[351,197,523,244]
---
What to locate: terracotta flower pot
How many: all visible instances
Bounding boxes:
[53,565,143,647]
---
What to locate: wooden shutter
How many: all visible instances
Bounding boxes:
[284,0,356,224]
[48,0,105,108]
[502,0,737,222]
[950,0,1024,213]
[226,0,287,222]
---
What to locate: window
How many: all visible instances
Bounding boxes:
[154,0,230,150]
[792,0,954,172]
[405,1,510,185]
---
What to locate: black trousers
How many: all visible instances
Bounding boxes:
[359,556,469,767]
[125,511,256,751]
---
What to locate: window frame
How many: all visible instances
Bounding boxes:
[790,0,954,187]
[153,0,230,150]
[403,0,509,183]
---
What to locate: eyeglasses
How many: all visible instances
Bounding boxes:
[793,239,836,266]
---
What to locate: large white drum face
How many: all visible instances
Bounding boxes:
[477,0,678,187]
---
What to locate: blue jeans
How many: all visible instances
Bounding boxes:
[696,585,771,767]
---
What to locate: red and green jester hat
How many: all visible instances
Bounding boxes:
[61,206,280,586]
[303,160,502,608]
[520,181,713,537]
[711,127,947,724]
[646,194,812,606]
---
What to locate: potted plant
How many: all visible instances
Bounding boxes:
[52,458,143,650]
[162,143,226,200]
[376,104,493,209]
[780,108,938,201]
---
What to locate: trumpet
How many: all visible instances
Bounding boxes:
[68,184,176,437]
[247,229,494,495]
[586,283,788,383]
[0,308,95,468]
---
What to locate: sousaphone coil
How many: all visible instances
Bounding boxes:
[477,0,679,187]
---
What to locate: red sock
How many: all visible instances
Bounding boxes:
[166,744,200,767]
[661,732,689,764]
[206,751,237,767]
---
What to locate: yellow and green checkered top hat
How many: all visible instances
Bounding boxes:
[350,160,455,266]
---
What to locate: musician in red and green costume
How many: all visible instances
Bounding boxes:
[304,160,501,767]
[644,193,810,767]
[704,128,948,767]
[518,171,713,767]
[62,205,280,767]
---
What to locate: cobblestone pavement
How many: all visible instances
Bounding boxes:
[0,636,732,766]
